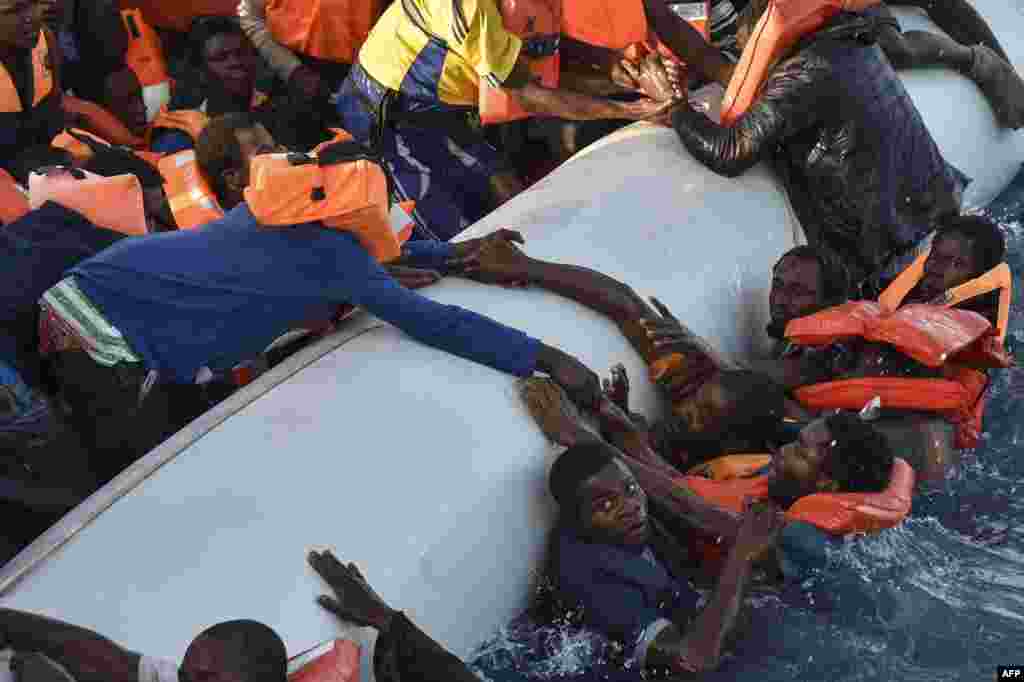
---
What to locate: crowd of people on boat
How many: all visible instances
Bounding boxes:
[0,0,1021,677]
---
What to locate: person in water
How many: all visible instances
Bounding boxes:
[308,478,783,679]
[151,17,331,154]
[458,233,793,466]
[522,377,896,583]
[545,437,783,675]
[336,0,674,241]
[39,112,604,485]
[0,609,287,682]
[666,0,967,291]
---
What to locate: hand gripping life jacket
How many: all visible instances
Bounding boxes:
[786,259,1013,449]
[719,0,879,126]
[0,29,55,113]
[478,0,561,125]
[265,0,387,65]
[684,456,915,535]
[28,168,148,236]
[0,168,30,225]
[122,9,173,122]
[244,130,413,262]
[158,149,225,230]
[287,639,360,682]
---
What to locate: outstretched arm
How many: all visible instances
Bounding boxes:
[642,0,734,87]
[521,378,744,541]
[0,609,142,682]
[646,500,783,674]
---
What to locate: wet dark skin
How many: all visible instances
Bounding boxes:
[521,378,785,675]
[461,235,798,442]
[909,232,979,304]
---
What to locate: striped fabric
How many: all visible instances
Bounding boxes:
[39,277,140,367]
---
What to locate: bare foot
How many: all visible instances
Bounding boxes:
[520,377,592,446]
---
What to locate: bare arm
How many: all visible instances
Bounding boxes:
[502,59,671,121]
[0,609,142,682]
[642,0,734,86]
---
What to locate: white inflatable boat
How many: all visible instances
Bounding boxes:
[1,3,1022,679]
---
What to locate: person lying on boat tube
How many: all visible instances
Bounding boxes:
[520,377,909,587]
[36,112,607,486]
[458,212,1012,481]
[655,0,970,292]
[0,609,287,682]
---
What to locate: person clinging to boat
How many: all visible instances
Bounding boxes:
[519,377,908,585]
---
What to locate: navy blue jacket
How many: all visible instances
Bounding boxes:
[71,202,541,381]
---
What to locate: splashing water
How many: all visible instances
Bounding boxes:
[468,166,1024,682]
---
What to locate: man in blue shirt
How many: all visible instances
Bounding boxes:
[41,112,604,484]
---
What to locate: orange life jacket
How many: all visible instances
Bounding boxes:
[621,1,710,66]
[28,168,148,236]
[244,130,412,263]
[561,0,648,50]
[787,259,1013,448]
[118,0,238,33]
[479,0,562,125]
[684,456,914,535]
[158,150,226,230]
[720,0,879,126]
[687,454,773,480]
[0,30,55,113]
[287,639,360,682]
[0,168,30,225]
[265,0,387,65]
[63,95,148,148]
[122,9,172,121]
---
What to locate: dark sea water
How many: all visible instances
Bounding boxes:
[470,164,1024,682]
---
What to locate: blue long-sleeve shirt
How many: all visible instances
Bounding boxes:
[70,203,541,382]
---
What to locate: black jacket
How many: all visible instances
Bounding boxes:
[673,12,965,285]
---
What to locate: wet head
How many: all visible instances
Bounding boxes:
[550,442,649,546]
[0,0,41,52]
[767,413,893,507]
[102,68,149,138]
[181,620,287,682]
[912,215,1005,304]
[769,254,824,338]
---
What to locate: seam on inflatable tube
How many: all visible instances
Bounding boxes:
[0,316,389,596]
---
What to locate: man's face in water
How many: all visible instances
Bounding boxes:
[768,255,824,339]
[914,232,979,304]
[576,458,649,546]
[767,418,835,505]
